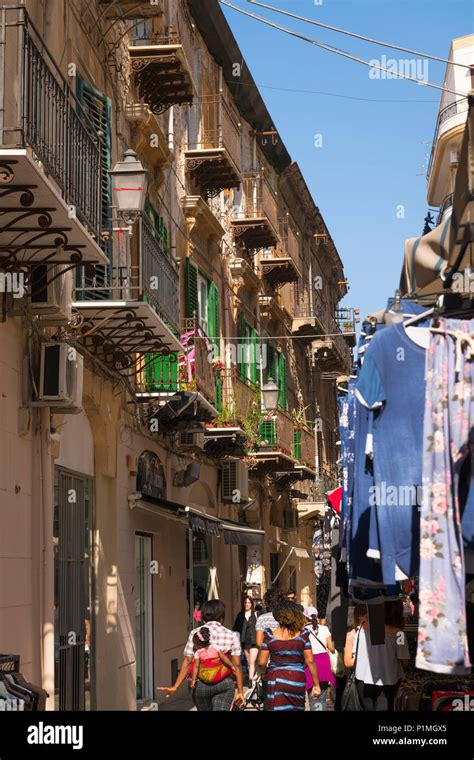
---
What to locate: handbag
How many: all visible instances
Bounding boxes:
[341,628,363,711]
[305,630,335,688]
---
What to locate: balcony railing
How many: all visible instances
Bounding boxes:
[259,410,295,459]
[231,171,279,250]
[128,3,195,113]
[185,92,241,194]
[277,216,300,262]
[75,218,179,329]
[436,192,454,225]
[0,7,102,237]
[427,97,469,182]
[136,319,217,404]
[298,426,316,469]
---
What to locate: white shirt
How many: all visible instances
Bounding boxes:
[353,627,409,685]
[305,624,331,655]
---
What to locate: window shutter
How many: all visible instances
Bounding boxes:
[76,76,112,295]
[208,281,220,353]
[215,376,223,413]
[238,312,246,382]
[267,345,277,382]
[185,258,199,318]
[145,352,178,392]
[294,429,301,461]
[250,327,259,386]
[278,353,287,409]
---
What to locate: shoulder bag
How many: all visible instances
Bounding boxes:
[341,628,363,711]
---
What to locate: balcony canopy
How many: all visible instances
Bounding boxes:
[72,300,182,372]
[0,151,108,267]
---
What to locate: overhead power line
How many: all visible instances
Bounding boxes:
[246,0,473,71]
[224,78,437,104]
[219,1,467,97]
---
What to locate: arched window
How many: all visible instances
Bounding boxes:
[136,451,166,501]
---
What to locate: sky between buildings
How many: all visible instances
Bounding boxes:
[221,0,474,322]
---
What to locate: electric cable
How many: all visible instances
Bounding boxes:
[220,0,467,97]
[246,0,473,70]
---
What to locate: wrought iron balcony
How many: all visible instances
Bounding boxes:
[260,217,300,287]
[313,315,353,375]
[75,218,179,329]
[294,426,316,472]
[135,318,217,407]
[231,172,279,251]
[336,306,358,347]
[71,219,181,373]
[436,192,454,225]
[0,7,106,267]
[254,410,298,472]
[427,97,469,182]
[185,93,241,197]
[128,5,195,114]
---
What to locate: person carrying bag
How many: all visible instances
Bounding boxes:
[303,607,336,711]
[342,625,363,711]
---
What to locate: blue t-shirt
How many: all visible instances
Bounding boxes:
[355,323,426,584]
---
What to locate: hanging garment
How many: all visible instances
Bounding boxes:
[355,323,427,584]
[416,319,474,674]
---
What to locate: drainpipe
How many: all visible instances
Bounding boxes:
[168,106,177,263]
[39,407,55,708]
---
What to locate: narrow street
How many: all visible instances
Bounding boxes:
[0,0,472,754]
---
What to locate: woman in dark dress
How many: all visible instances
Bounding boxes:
[233,597,258,681]
[258,600,321,711]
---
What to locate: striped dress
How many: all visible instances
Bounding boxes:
[262,631,311,711]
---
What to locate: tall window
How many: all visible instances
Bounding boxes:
[135,534,154,702]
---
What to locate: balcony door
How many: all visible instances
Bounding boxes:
[54,468,95,711]
[135,534,154,702]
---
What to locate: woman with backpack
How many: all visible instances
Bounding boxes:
[158,600,245,711]
[304,606,336,711]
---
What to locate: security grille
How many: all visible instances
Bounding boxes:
[54,468,94,711]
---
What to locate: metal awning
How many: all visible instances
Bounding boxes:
[0,150,108,266]
[186,507,221,536]
[72,301,182,370]
[155,391,218,424]
[221,518,264,546]
[128,493,188,523]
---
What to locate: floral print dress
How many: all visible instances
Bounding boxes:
[416,319,473,674]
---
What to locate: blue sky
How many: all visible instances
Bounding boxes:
[221,0,473,321]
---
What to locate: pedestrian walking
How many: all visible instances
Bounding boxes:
[304,606,336,711]
[258,600,321,711]
[344,601,410,711]
[233,597,258,682]
[189,627,236,689]
[255,588,284,648]
[157,600,245,711]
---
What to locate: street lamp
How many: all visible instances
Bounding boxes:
[109,149,148,225]
[261,378,279,412]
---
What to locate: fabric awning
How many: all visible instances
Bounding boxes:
[188,511,221,536]
[221,518,265,546]
[129,494,188,522]
[399,216,451,296]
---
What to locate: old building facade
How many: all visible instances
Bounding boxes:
[0,0,352,709]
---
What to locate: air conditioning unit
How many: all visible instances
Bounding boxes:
[222,460,249,503]
[179,430,205,451]
[29,265,72,324]
[39,343,83,410]
[283,508,299,531]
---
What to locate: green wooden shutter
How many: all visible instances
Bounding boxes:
[238,312,246,382]
[185,258,199,318]
[145,352,178,392]
[76,76,112,295]
[294,429,301,461]
[215,375,223,413]
[267,345,278,382]
[208,281,220,353]
[279,353,287,409]
[250,327,259,386]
